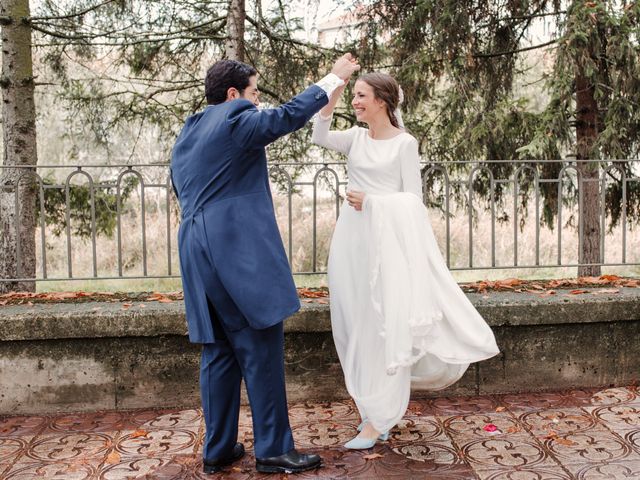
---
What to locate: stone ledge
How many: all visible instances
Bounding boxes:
[1,287,639,414]
[1,287,639,341]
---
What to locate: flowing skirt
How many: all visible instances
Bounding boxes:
[328,194,499,433]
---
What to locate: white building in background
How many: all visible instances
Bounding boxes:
[317,7,366,47]
[264,0,352,43]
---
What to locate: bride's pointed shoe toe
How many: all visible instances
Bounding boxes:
[344,436,377,450]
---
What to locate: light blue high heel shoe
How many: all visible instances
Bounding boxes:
[345,422,389,448]
[344,435,377,450]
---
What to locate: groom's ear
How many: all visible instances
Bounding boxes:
[225,87,241,102]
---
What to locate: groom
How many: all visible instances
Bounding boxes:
[170,54,360,474]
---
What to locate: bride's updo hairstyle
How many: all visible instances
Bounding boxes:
[357,73,400,128]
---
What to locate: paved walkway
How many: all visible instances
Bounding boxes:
[1,386,639,479]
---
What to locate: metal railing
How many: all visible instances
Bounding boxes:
[0,159,638,284]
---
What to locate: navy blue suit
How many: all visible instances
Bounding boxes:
[171,85,328,460]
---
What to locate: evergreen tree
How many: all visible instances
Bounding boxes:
[360,0,640,276]
[0,0,39,292]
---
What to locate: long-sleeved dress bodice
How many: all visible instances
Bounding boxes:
[311,114,422,198]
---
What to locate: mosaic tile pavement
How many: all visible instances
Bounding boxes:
[1,386,639,479]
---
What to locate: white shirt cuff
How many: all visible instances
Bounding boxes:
[315,73,345,99]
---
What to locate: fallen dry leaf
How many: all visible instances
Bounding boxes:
[506,426,521,434]
[130,429,149,439]
[538,290,557,297]
[600,274,622,282]
[461,274,639,294]
[579,276,613,285]
[105,451,121,464]
[158,298,173,303]
[297,287,329,298]
[363,453,384,460]
[568,289,589,295]
[555,437,577,446]
[122,303,133,309]
[495,406,506,412]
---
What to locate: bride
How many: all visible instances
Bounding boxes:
[311,72,500,449]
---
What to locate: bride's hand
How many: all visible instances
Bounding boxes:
[346,190,365,211]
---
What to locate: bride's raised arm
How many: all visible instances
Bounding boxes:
[311,85,357,155]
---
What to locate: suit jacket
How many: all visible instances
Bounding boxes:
[171,85,329,343]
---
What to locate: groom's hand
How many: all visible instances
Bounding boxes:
[331,53,360,81]
[346,190,365,211]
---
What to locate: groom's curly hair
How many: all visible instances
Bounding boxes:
[205,60,258,105]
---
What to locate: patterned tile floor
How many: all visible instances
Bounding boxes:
[1,386,639,479]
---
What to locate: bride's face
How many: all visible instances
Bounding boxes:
[352,80,385,125]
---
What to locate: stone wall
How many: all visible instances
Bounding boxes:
[0,288,639,414]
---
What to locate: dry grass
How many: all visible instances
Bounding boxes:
[35,186,639,293]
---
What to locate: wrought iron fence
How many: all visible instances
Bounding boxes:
[0,159,638,284]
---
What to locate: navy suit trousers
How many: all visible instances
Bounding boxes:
[200,300,295,460]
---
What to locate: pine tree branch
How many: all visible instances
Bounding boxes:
[30,0,117,21]
[476,10,566,30]
[474,39,557,59]
[30,23,129,41]
[245,14,341,54]
[258,85,286,104]
[32,11,227,47]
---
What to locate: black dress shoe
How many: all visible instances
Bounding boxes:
[256,448,322,474]
[203,443,245,474]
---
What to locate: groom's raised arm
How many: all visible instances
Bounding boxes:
[227,55,359,149]
[226,81,335,149]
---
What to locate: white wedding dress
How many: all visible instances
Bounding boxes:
[312,114,499,433]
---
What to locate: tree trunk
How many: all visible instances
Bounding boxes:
[575,72,601,278]
[0,0,38,293]
[226,0,245,61]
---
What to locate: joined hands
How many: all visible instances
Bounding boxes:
[331,53,360,83]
